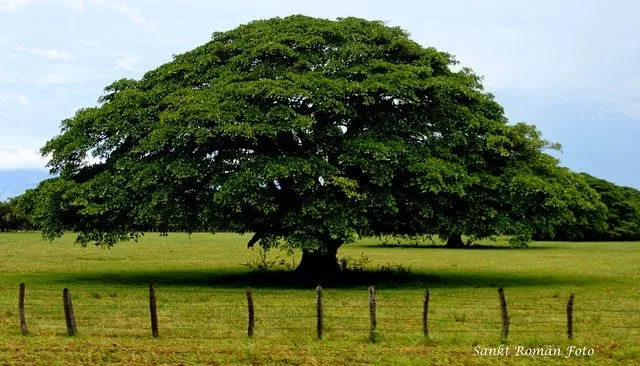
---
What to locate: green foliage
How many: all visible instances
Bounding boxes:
[23,15,609,265]
[502,155,609,246]
[338,252,371,272]
[534,173,640,241]
[242,246,297,271]
[0,197,32,231]
[433,122,608,248]
[582,174,640,240]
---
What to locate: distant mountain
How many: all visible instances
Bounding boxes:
[0,169,52,201]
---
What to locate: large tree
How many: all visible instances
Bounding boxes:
[28,15,573,274]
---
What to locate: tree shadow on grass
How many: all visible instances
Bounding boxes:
[360,244,560,250]
[50,268,610,290]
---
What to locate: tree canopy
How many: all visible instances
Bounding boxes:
[0,198,31,232]
[23,15,609,274]
[533,173,640,241]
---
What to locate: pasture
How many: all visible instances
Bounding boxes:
[0,232,638,365]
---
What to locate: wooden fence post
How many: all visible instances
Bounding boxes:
[567,292,575,340]
[498,288,509,342]
[316,285,323,340]
[62,288,77,336]
[246,288,255,338]
[19,283,27,336]
[423,289,430,337]
[368,285,377,343]
[149,283,159,338]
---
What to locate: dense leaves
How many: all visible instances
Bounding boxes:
[0,198,31,231]
[22,16,621,274]
[534,173,640,241]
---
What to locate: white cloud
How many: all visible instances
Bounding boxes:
[0,95,30,105]
[113,2,144,24]
[0,68,89,85]
[0,148,47,170]
[0,0,42,12]
[63,0,83,11]
[35,64,103,85]
[114,55,139,70]
[17,95,30,104]
[40,73,70,84]
[76,39,97,47]
[15,45,71,61]
[92,0,146,25]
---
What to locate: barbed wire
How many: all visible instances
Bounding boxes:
[2,285,638,341]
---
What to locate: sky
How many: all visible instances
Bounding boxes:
[1,0,639,188]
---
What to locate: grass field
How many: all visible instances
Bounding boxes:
[0,232,639,365]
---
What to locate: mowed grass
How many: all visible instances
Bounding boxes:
[0,233,639,365]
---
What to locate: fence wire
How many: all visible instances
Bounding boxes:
[0,285,638,342]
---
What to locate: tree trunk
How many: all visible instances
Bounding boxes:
[445,234,466,248]
[295,245,340,277]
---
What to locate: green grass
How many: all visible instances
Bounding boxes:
[0,232,639,365]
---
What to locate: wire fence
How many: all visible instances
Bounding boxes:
[0,284,638,342]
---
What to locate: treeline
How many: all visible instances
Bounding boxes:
[533,173,640,241]
[0,198,32,232]
[4,172,640,242]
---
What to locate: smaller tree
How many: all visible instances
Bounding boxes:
[503,160,608,246]
[0,197,33,232]
[433,121,608,248]
[534,173,640,241]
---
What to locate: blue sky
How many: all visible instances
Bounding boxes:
[1,0,639,188]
